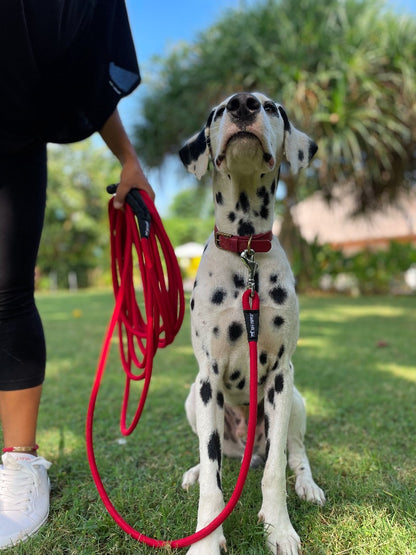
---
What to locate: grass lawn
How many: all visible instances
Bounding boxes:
[6,291,415,554]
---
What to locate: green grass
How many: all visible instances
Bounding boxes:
[6,291,416,554]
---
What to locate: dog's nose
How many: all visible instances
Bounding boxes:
[226,93,261,121]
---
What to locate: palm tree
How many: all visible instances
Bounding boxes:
[133,0,416,250]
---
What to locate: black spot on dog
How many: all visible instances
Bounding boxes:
[259,352,268,365]
[228,211,236,222]
[216,470,222,491]
[269,286,287,305]
[233,273,245,289]
[211,288,227,305]
[275,374,284,393]
[273,315,285,328]
[190,298,195,311]
[195,330,199,338]
[309,141,318,160]
[208,430,222,468]
[212,361,219,374]
[278,106,291,132]
[213,326,219,336]
[260,205,269,220]
[200,380,212,405]
[238,220,255,236]
[216,191,224,205]
[258,373,268,386]
[264,414,270,438]
[217,391,224,408]
[237,378,246,390]
[238,192,250,213]
[257,187,270,212]
[228,321,243,342]
[265,439,270,462]
[278,344,285,359]
[271,179,277,195]
[298,150,304,162]
[270,274,278,284]
[256,185,267,199]
[230,370,241,381]
[179,127,208,166]
[267,387,275,405]
[272,360,279,371]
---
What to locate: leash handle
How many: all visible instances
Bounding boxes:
[107,183,151,238]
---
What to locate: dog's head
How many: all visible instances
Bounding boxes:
[179,92,317,179]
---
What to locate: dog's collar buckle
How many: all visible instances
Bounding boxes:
[214,229,233,250]
[214,226,272,253]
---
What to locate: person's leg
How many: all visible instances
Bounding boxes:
[0,142,47,453]
[0,142,51,550]
[0,386,43,452]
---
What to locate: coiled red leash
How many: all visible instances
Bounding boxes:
[86,188,259,549]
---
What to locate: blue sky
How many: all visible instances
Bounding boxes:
[117,0,416,214]
[121,0,249,126]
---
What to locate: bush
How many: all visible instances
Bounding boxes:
[303,241,416,294]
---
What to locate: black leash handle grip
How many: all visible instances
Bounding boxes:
[107,184,151,238]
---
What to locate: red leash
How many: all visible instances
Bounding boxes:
[86,190,259,549]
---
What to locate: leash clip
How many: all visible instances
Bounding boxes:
[240,246,258,297]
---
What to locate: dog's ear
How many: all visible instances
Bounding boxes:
[278,106,318,174]
[179,126,210,180]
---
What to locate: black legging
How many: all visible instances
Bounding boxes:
[0,142,47,390]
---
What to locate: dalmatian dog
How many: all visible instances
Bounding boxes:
[179,92,325,555]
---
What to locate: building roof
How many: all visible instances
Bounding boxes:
[289,187,416,252]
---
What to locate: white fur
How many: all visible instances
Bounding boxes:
[180,92,324,555]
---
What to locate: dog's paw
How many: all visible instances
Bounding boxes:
[182,464,200,490]
[295,475,326,505]
[259,513,301,555]
[186,532,227,554]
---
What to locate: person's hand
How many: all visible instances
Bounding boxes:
[113,155,155,209]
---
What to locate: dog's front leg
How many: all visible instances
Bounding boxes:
[187,370,226,555]
[259,361,301,555]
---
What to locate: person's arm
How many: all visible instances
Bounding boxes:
[99,109,155,208]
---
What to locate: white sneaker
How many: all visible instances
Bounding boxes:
[0,452,52,550]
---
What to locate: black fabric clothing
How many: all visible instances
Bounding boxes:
[0,143,47,390]
[0,0,140,390]
[0,0,141,153]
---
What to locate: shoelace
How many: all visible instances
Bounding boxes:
[0,458,43,512]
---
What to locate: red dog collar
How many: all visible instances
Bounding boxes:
[214,226,273,253]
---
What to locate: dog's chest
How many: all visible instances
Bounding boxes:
[190,238,299,405]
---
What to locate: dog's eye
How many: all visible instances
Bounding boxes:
[264,102,278,115]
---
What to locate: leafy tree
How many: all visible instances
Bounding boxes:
[133,0,416,216]
[37,141,119,287]
[163,186,214,246]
